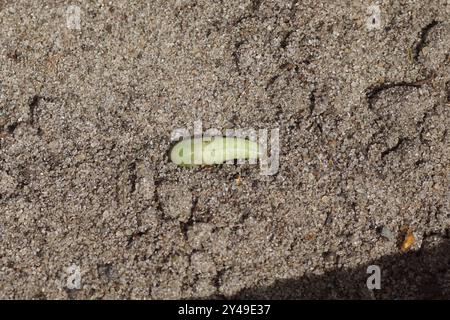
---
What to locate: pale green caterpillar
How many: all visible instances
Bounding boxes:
[169,136,262,167]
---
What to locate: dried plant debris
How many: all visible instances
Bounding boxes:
[398,227,416,253]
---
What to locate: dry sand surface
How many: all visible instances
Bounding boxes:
[0,0,449,299]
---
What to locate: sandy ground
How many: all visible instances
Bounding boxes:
[0,0,449,299]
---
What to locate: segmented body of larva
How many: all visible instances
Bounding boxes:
[169,136,262,167]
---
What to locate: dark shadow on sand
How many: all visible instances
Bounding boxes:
[216,237,450,299]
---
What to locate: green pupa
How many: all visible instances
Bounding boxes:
[169,136,262,167]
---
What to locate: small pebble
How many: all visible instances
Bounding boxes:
[379,226,395,241]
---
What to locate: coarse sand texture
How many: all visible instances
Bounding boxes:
[0,0,449,299]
